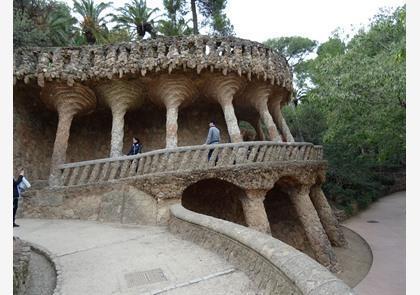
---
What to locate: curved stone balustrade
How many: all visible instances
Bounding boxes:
[13,35,292,91]
[169,204,354,294]
[55,141,323,187]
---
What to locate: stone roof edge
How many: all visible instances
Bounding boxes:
[13,35,293,95]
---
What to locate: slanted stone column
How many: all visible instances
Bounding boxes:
[96,80,144,157]
[150,75,197,148]
[268,95,295,142]
[310,185,348,247]
[41,83,96,186]
[250,118,265,141]
[165,100,181,148]
[240,189,271,234]
[288,184,340,272]
[203,75,243,143]
[245,84,281,142]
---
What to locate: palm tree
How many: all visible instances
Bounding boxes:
[73,0,112,44]
[112,0,160,40]
[158,0,192,36]
[157,18,192,36]
[45,7,78,46]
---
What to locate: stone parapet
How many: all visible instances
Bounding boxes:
[169,204,355,295]
[13,35,292,91]
[54,141,323,187]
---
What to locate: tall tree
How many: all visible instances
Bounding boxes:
[158,0,192,36]
[190,0,233,35]
[283,6,406,211]
[73,0,112,44]
[264,36,317,102]
[112,0,159,40]
[190,0,198,34]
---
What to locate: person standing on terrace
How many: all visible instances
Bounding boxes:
[205,121,220,160]
[127,137,142,156]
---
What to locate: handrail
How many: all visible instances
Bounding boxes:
[53,141,323,187]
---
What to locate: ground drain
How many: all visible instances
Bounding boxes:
[367,220,379,223]
[125,268,167,288]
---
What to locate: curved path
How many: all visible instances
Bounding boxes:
[14,219,258,295]
[342,191,406,295]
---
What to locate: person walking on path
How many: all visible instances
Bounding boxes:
[127,137,143,156]
[204,121,220,161]
[13,169,24,227]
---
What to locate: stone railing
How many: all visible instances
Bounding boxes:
[55,142,323,187]
[14,35,292,90]
[169,204,355,294]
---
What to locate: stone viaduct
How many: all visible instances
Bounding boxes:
[14,35,348,276]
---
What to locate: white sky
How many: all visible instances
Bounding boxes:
[64,0,405,43]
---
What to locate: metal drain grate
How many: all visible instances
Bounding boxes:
[367,220,379,223]
[124,268,167,288]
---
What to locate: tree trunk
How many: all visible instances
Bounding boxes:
[191,0,199,35]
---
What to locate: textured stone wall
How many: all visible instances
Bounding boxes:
[13,85,56,181]
[264,186,313,255]
[182,178,247,226]
[19,161,327,224]
[13,237,31,295]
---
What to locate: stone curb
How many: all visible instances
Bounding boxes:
[169,204,355,295]
[26,241,64,295]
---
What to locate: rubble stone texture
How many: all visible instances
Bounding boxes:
[13,237,31,295]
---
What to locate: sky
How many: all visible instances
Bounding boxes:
[64,0,406,43]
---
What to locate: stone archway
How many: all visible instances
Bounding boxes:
[264,177,314,255]
[182,178,247,226]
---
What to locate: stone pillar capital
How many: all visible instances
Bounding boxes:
[243,188,268,200]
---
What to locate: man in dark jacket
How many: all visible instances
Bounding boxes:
[13,170,24,227]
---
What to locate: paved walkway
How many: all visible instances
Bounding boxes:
[14,219,258,295]
[342,191,406,295]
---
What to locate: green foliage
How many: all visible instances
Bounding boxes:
[158,0,192,36]
[106,28,132,43]
[112,0,160,40]
[13,0,76,47]
[195,0,234,36]
[264,36,317,102]
[316,37,345,58]
[282,6,405,211]
[264,36,317,67]
[72,0,113,44]
[14,10,49,47]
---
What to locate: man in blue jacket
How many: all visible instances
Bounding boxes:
[13,169,24,227]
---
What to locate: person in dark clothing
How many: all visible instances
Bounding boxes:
[13,170,24,227]
[205,121,220,161]
[127,137,142,155]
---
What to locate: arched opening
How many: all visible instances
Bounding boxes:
[264,177,314,257]
[182,178,247,225]
[238,120,257,141]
